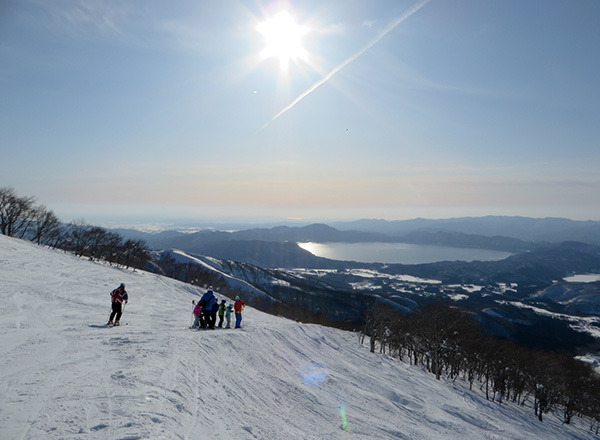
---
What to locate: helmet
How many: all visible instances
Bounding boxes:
[221,299,226,303]
[120,283,125,288]
[235,296,240,301]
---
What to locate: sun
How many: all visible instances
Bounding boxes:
[257,11,309,72]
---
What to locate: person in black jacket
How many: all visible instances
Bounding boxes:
[108,283,128,326]
[210,298,219,329]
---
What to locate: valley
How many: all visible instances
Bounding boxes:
[117,217,600,357]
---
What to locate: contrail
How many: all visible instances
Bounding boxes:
[261,0,431,130]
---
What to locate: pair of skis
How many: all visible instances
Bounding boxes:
[106,302,127,327]
[102,322,127,327]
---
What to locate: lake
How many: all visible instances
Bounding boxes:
[297,242,513,265]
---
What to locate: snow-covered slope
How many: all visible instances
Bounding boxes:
[1,235,596,440]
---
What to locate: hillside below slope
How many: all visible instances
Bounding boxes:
[0,235,597,440]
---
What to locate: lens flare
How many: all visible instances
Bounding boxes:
[297,361,349,431]
[339,403,349,431]
[298,361,327,386]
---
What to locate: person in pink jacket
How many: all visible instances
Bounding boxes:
[191,300,203,329]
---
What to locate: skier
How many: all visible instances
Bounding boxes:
[200,287,216,329]
[234,296,246,329]
[191,300,203,329]
[108,283,128,326]
[225,304,233,328]
[217,299,227,328]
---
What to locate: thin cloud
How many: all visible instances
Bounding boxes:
[312,22,346,35]
[53,0,130,35]
[261,0,431,130]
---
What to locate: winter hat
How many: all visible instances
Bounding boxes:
[221,299,226,303]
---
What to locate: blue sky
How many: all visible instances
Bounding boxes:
[1,0,599,224]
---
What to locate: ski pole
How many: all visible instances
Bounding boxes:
[190,300,195,327]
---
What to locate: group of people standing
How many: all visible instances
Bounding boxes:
[107,284,246,330]
[192,287,246,330]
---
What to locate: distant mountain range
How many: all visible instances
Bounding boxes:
[114,216,600,268]
[330,216,600,244]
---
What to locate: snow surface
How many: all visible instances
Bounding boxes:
[1,234,597,440]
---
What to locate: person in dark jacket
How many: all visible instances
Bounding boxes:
[200,288,216,329]
[108,283,128,326]
[210,299,219,329]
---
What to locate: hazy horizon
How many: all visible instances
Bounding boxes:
[56,211,600,235]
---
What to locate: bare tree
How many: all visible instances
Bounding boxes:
[118,239,150,269]
[412,303,469,380]
[0,186,15,235]
[101,231,124,264]
[30,206,61,245]
[85,226,109,261]
[68,219,91,256]
[0,186,36,237]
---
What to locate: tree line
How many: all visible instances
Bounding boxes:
[0,186,151,270]
[0,187,246,294]
[363,302,600,431]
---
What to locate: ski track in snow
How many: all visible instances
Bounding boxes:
[0,234,597,440]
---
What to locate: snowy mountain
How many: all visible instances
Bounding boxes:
[1,234,598,440]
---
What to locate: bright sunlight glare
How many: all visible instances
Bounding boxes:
[257,11,309,72]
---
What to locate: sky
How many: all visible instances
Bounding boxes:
[1,0,600,225]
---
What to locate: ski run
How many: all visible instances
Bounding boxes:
[1,234,597,439]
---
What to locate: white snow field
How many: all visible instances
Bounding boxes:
[0,234,597,440]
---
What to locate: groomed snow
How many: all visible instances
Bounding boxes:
[1,234,597,440]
